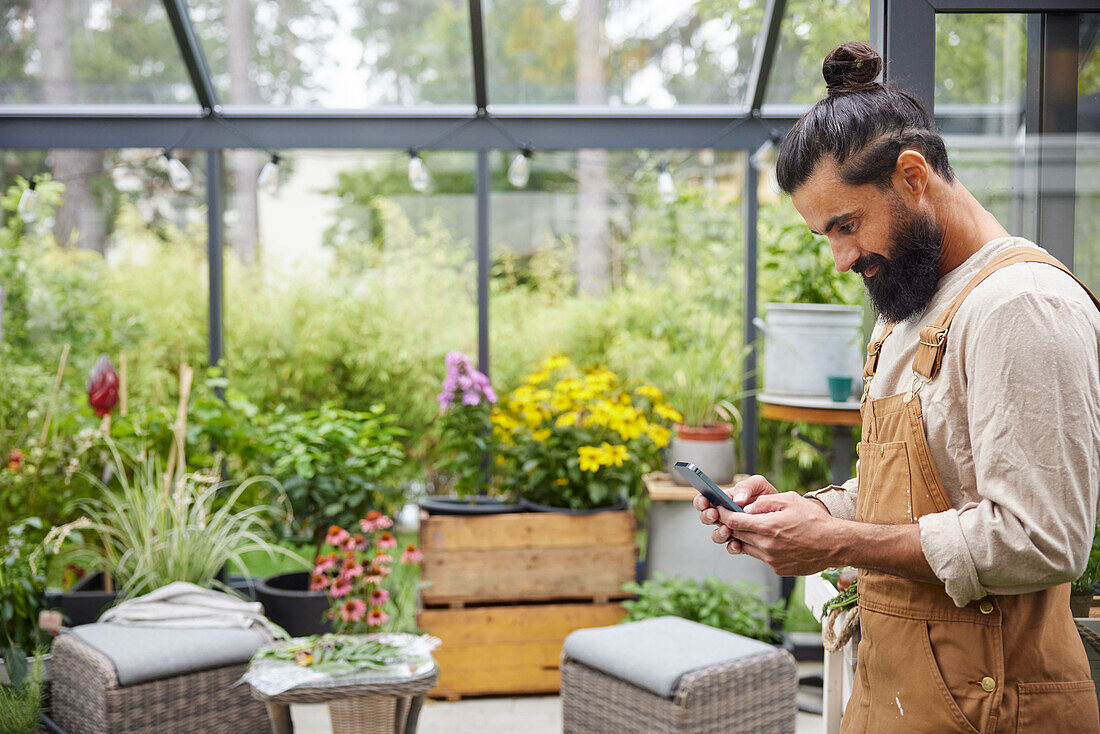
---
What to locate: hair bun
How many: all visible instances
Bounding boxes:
[823,41,882,96]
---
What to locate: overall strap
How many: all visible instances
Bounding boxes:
[912,246,1100,381]
[863,321,897,380]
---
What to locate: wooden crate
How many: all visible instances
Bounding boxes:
[418,510,636,606]
[420,601,626,699]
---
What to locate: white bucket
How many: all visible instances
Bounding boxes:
[755,303,864,400]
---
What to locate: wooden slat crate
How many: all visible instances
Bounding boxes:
[420,601,626,700]
[418,510,636,606]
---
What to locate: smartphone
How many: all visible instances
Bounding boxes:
[673,462,745,513]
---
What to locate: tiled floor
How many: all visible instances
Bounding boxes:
[293,696,825,733]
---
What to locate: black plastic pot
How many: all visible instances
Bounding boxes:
[255,571,330,637]
[46,572,120,627]
[518,496,629,515]
[418,496,524,516]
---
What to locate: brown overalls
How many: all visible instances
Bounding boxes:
[841,247,1100,733]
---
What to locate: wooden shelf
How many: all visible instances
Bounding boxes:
[643,472,750,502]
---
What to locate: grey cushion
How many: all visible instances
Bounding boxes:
[70,623,267,686]
[562,616,776,698]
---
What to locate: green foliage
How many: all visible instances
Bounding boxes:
[0,519,49,659]
[262,405,407,549]
[663,314,748,429]
[760,218,864,306]
[1073,522,1100,595]
[621,573,786,644]
[71,442,301,596]
[0,654,43,734]
[435,402,494,498]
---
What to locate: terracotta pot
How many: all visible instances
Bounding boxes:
[674,422,734,442]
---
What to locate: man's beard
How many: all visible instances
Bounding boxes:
[852,204,943,323]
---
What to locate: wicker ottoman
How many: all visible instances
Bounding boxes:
[561,616,797,734]
[51,624,270,734]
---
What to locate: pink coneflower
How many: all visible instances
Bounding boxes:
[313,553,338,574]
[401,544,424,563]
[340,536,358,553]
[376,532,397,549]
[365,574,384,585]
[339,599,367,622]
[369,588,389,605]
[373,554,393,568]
[366,607,389,627]
[325,525,350,547]
[360,511,394,533]
[309,574,331,591]
[342,559,363,578]
[352,533,367,550]
[330,577,353,598]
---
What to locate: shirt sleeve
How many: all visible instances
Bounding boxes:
[919,290,1100,607]
[805,476,859,520]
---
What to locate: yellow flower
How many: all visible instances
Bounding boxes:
[555,412,578,428]
[654,404,683,423]
[550,395,573,412]
[635,384,663,402]
[532,428,552,442]
[541,356,571,372]
[491,412,520,431]
[526,371,550,385]
[646,424,671,448]
[554,478,568,486]
[578,446,602,472]
[599,442,629,467]
[495,454,508,465]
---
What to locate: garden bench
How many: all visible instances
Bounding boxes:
[560,616,797,734]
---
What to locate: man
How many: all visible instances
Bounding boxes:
[695,41,1100,731]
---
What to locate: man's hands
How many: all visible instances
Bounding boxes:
[694,475,840,576]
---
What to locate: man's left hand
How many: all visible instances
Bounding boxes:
[711,492,840,576]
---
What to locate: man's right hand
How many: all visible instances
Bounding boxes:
[693,475,779,554]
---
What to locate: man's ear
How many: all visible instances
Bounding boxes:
[894,149,930,204]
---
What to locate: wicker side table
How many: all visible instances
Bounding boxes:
[249,667,438,734]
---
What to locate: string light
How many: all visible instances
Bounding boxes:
[657,161,677,204]
[17,179,39,223]
[257,152,281,190]
[164,149,193,191]
[507,148,532,188]
[407,150,431,193]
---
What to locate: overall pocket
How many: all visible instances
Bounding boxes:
[1016,680,1099,733]
[855,441,912,525]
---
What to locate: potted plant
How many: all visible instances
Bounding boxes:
[65,441,299,609]
[423,351,521,515]
[756,220,865,401]
[491,357,678,512]
[663,316,747,485]
[255,404,407,632]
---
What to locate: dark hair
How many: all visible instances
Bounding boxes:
[776,41,954,193]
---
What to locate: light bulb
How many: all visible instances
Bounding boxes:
[657,162,677,204]
[507,150,531,188]
[165,152,193,191]
[407,152,431,193]
[17,181,39,224]
[750,138,775,171]
[257,153,281,190]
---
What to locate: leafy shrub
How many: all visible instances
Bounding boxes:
[621,573,785,644]
[261,404,407,550]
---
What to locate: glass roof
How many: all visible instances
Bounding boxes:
[186,0,474,107]
[485,0,764,107]
[0,0,197,105]
[764,0,869,106]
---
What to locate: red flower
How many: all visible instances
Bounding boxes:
[7,449,23,473]
[401,544,424,564]
[339,599,367,622]
[325,525,350,547]
[87,355,119,417]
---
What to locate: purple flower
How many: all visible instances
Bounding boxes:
[440,352,497,409]
[461,391,481,406]
[437,391,453,408]
[484,386,497,404]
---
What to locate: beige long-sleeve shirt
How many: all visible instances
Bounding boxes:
[807,237,1100,607]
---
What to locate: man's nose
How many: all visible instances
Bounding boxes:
[830,240,861,273]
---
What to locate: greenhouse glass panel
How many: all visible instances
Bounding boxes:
[186,0,474,107]
[763,0,868,107]
[935,14,1031,241]
[0,1,197,105]
[484,0,764,106]
[1077,13,1100,290]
